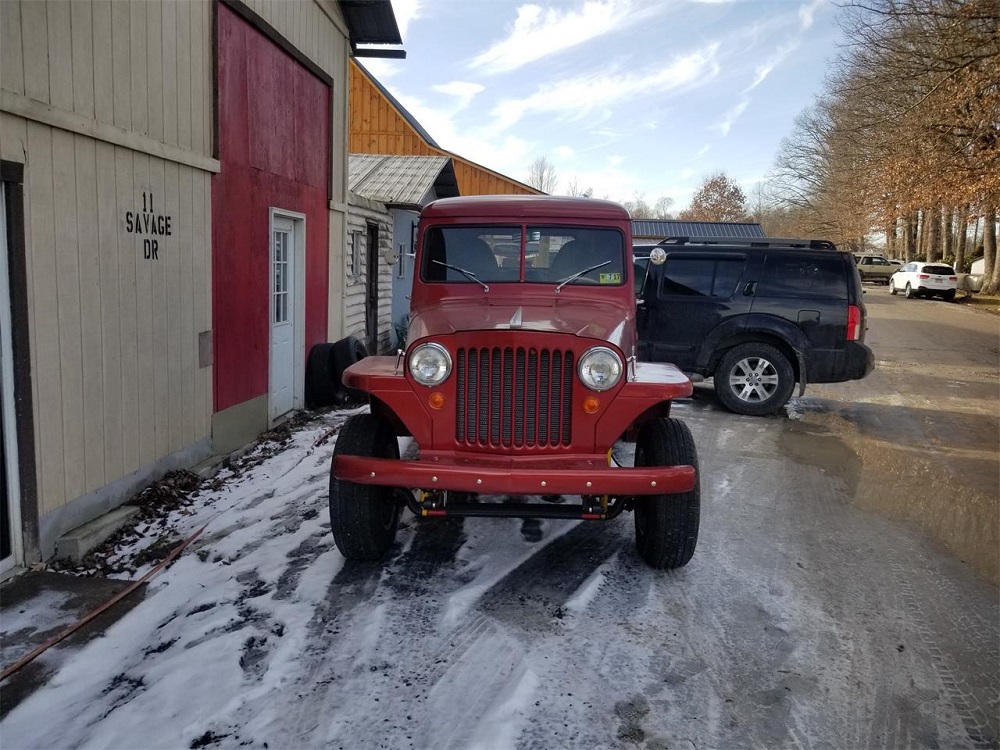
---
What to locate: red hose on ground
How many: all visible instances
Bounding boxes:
[0,523,209,682]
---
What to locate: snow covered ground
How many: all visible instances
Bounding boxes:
[1,401,997,750]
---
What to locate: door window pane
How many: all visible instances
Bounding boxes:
[274,231,290,323]
[659,258,745,297]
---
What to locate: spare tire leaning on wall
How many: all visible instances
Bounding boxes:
[305,336,369,408]
[305,343,339,408]
[332,336,369,404]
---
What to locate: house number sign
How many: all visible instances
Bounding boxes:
[124,191,173,260]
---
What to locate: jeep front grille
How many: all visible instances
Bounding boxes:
[455,347,573,448]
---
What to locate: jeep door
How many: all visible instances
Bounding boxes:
[637,252,753,373]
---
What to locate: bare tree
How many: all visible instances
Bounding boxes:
[653,196,675,219]
[564,178,593,198]
[622,192,674,219]
[981,207,999,295]
[526,156,558,194]
[763,0,999,262]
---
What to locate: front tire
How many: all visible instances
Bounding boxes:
[889,279,897,295]
[329,414,401,561]
[633,418,700,569]
[714,343,795,416]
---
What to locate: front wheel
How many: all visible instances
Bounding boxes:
[633,418,700,569]
[329,414,401,561]
[889,279,897,295]
[714,343,795,416]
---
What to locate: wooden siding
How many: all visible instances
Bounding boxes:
[1,0,214,162]
[348,61,542,198]
[1,115,212,517]
[345,196,393,354]
[213,3,331,413]
[241,0,351,206]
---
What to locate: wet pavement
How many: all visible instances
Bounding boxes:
[0,286,996,748]
[0,572,147,718]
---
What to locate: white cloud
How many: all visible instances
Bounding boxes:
[391,0,422,39]
[358,59,402,80]
[468,0,663,75]
[555,145,575,159]
[714,98,749,136]
[745,42,799,91]
[694,144,711,158]
[798,0,826,30]
[488,47,720,131]
[431,81,486,110]
[383,87,536,179]
[607,155,624,166]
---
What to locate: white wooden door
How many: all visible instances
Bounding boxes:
[269,217,295,420]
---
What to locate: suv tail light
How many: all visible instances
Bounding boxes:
[949,276,957,281]
[847,304,862,341]
[918,273,930,279]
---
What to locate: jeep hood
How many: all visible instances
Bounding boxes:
[407,298,632,350]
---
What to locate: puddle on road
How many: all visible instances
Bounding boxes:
[788,410,999,586]
[777,423,863,500]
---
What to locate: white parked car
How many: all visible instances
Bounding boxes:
[889,262,958,301]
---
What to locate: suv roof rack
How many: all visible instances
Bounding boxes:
[654,236,838,251]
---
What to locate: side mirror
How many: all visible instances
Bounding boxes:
[632,247,667,265]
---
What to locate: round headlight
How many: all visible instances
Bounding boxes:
[578,346,623,392]
[408,342,452,386]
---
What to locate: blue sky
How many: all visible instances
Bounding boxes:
[361,0,842,211]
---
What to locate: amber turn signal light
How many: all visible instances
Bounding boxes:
[428,392,446,410]
[582,396,600,414]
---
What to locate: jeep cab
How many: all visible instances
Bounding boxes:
[330,196,700,569]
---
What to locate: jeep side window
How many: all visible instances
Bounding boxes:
[758,255,847,299]
[659,258,744,298]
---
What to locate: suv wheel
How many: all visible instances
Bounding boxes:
[904,283,915,299]
[889,280,897,295]
[714,343,795,416]
[329,414,401,561]
[633,418,700,569]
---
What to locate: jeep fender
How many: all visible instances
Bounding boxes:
[698,314,808,396]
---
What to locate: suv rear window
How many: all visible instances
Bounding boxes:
[758,255,847,299]
[922,265,955,275]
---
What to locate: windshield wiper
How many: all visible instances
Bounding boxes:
[432,260,489,292]
[555,260,611,293]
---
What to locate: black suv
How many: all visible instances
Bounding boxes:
[634,237,874,416]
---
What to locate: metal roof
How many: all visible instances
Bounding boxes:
[348,154,460,207]
[632,220,766,239]
[338,1,403,46]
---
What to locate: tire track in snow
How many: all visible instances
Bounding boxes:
[886,548,998,749]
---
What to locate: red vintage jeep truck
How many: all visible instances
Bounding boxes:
[330,196,700,569]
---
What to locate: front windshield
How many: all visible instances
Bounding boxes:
[420,226,626,286]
